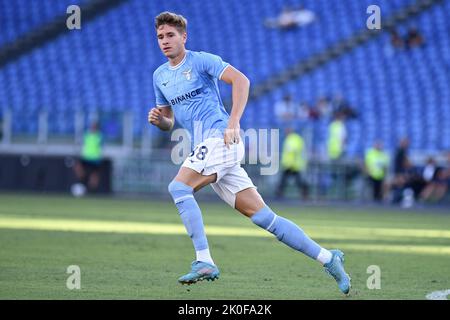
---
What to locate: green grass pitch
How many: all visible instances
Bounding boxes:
[0,193,449,299]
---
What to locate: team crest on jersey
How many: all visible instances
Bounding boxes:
[182,68,192,80]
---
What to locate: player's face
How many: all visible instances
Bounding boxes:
[157,24,186,59]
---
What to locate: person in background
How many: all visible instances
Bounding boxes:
[406,27,424,49]
[327,112,347,161]
[390,137,425,206]
[276,128,309,200]
[420,157,449,202]
[390,29,405,49]
[72,122,103,196]
[275,94,297,123]
[264,6,316,30]
[365,141,390,202]
[316,96,332,118]
[394,138,411,175]
[0,116,3,141]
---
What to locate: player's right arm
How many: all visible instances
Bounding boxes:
[148,106,174,131]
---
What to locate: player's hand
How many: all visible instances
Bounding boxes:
[224,120,240,149]
[148,108,163,126]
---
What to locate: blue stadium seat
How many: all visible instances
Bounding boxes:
[0,0,447,153]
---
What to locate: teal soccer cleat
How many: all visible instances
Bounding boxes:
[323,249,351,295]
[178,261,220,285]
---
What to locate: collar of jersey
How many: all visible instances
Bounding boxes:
[168,50,189,70]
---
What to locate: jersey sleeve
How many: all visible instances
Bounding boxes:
[153,71,170,107]
[197,51,230,80]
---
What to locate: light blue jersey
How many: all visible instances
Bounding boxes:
[153,50,230,147]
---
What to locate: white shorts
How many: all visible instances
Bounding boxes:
[182,137,256,207]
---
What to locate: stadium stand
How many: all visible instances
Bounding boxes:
[0,0,448,157]
[0,0,86,46]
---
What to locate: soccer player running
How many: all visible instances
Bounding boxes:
[148,12,351,294]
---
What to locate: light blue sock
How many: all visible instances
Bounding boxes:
[251,206,321,260]
[168,180,209,251]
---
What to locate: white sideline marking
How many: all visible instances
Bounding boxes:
[426,290,450,300]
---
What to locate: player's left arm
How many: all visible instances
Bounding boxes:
[220,66,250,148]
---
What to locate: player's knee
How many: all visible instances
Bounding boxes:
[251,206,277,229]
[168,180,194,203]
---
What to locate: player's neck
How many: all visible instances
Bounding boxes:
[168,50,187,67]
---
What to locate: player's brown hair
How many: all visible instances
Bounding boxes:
[155,11,187,34]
